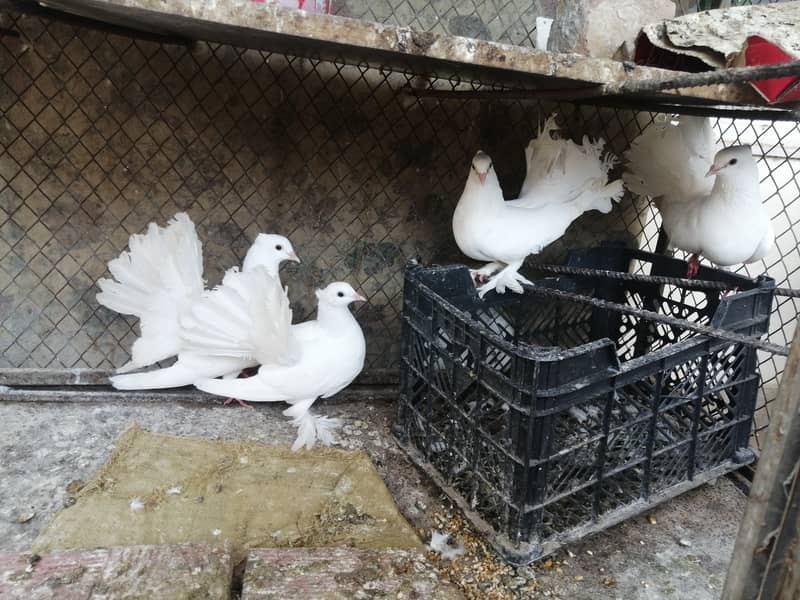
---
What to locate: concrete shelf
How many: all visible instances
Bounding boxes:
[30,0,799,119]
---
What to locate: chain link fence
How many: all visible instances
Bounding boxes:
[0,8,797,448]
[331,0,553,49]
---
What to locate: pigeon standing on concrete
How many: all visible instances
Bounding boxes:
[195,282,367,451]
[109,264,293,391]
[96,213,299,373]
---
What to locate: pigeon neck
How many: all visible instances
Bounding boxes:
[316,302,357,333]
[242,253,279,277]
[711,166,759,202]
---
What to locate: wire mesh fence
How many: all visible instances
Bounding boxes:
[0,10,797,449]
[331,0,552,48]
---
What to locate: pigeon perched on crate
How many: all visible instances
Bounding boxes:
[109,265,292,391]
[195,282,367,451]
[96,212,299,373]
[452,114,624,297]
[624,115,774,277]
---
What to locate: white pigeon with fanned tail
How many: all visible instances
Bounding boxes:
[97,212,299,376]
[452,114,624,297]
[624,115,773,276]
[109,265,293,390]
[194,282,367,451]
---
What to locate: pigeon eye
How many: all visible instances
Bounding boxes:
[729,158,737,165]
[275,244,283,251]
[337,291,344,297]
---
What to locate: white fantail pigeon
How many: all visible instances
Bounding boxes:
[195,282,367,451]
[96,212,300,373]
[109,264,292,390]
[624,115,773,277]
[453,114,624,297]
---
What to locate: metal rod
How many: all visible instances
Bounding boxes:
[533,264,731,291]
[609,61,800,94]
[533,264,800,298]
[520,284,789,356]
[577,98,800,122]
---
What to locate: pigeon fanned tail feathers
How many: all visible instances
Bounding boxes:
[97,212,299,376]
[180,266,293,366]
[514,114,622,212]
[623,115,714,204]
[97,213,205,371]
[109,266,293,390]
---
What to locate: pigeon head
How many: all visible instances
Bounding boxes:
[706,146,753,178]
[242,233,300,275]
[315,282,366,306]
[470,151,495,186]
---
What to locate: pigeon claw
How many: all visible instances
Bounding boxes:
[223,397,253,409]
[469,270,490,286]
[686,254,701,279]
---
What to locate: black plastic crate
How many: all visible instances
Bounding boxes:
[394,243,775,564]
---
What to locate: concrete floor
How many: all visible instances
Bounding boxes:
[0,397,745,599]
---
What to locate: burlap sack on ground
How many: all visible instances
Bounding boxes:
[34,425,421,563]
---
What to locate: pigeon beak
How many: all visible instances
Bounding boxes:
[287,250,301,263]
[705,164,721,177]
[353,293,367,302]
[478,172,487,186]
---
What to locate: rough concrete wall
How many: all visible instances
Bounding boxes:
[0,12,632,376]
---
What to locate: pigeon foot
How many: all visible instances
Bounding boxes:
[224,397,253,408]
[470,262,502,286]
[220,367,259,407]
[686,254,701,278]
[477,261,530,298]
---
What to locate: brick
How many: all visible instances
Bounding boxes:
[242,547,464,599]
[0,543,232,600]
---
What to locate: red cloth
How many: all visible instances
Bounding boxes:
[741,35,800,103]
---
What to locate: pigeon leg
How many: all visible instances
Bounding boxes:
[686,254,701,278]
[477,260,527,297]
[224,397,253,409]
[470,262,502,285]
[222,367,258,407]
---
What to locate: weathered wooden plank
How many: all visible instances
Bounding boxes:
[242,547,463,599]
[0,543,232,600]
[722,323,800,600]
